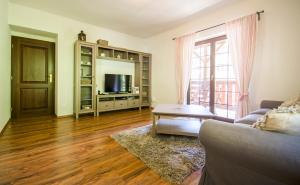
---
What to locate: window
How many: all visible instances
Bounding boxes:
[188,35,239,120]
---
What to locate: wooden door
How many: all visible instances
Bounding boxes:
[11,37,55,118]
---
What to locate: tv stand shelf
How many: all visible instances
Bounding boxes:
[96,94,140,116]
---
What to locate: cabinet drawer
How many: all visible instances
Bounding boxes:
[128,99,140,107]
[115,100,127,109]
[98,101,114,111]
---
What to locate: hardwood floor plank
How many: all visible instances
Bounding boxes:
[0,109,201,185]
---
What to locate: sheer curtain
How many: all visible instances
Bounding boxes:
[226,14,257,118]
[175,33,196,104]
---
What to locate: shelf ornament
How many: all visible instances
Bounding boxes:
[78,30,86,41]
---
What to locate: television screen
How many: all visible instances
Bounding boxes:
[105,74,132,93]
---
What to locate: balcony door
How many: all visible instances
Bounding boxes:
[189,35,238,120]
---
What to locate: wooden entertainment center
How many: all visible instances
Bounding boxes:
[74,40,151,119]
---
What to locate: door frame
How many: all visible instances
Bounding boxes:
[11,36,56,118]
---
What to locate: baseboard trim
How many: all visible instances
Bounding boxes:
[0,118,11,136]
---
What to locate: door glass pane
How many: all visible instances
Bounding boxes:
[228,105,238,119]
[215,104,228,118]
[215,39,238,119]
[190,43,211,110]
[215,91,227,105]
[215,54,229,66]
[215,66,228,79]
[199,90,210,102]
[215,39,228,54]
[81,86,92,110]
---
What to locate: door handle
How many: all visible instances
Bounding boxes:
[49,74,53,83]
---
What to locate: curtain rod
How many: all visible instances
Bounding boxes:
[172,10,264,41]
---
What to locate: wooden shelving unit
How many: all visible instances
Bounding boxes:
[74,41,96,119]
[141,54,151,106]
[75,41,151,118]
[97,45,152,110]
[97,45,151,108]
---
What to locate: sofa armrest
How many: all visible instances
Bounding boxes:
[260,100,283,109]
[199,120,300,185]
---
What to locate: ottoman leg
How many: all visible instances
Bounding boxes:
[152,114,157,136]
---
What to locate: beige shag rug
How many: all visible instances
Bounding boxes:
[111,125,205,184]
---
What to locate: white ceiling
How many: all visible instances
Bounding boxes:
[10,0,238,38]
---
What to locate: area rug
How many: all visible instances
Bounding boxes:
[111,125,205,184]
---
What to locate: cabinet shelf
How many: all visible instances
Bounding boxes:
[81,64,92,67]
[79,109,94,113]
[81,53,92,56]
[97,56,136,63]
[97,46,142,63]
[81,99,92,101]
[81,84,93,87]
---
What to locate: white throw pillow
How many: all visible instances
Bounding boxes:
[280,94,300,107]
[253,105,300,136]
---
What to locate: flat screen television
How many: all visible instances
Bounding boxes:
[105,74,132,93]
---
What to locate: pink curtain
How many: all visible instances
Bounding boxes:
[226,14,257,118]
[175,33,196,104]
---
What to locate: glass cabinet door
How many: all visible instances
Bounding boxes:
[142,55,151,106]
[80,45,94,111]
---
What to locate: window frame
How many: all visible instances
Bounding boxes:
[188,35,235,122]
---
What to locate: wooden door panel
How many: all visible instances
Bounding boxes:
[20,88,48,111]
[12,36,55,118]
[21,45,48,83]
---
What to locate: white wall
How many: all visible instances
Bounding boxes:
[147,0,300,110]
[8,3,147,116]
[0,0,11,132]
[11,29,57,43]
[96,59,135,93]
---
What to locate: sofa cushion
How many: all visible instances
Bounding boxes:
[234,123,253,128]
[234,114,263,125]
[260,100,283,109]
[249,108,272,115]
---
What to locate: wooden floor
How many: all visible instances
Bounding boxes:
[0,108,201,185]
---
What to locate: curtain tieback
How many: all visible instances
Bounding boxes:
[239,94,248,101]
